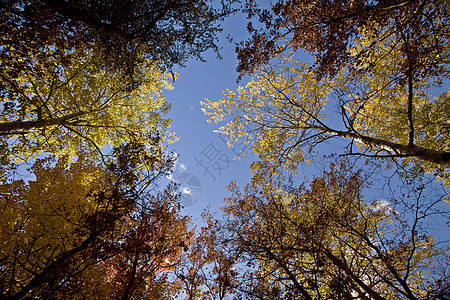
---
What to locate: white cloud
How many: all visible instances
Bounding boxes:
[166,174,176,182]
[371,199,398,216]
[181,187,191,194]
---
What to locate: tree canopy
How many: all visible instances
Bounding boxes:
[1,0,231,89]
[197,2,449,296]
[0,47,175,167]
[0,0,234,169]
[196,161,449,299]
[203,0,449,181]
[202,52,449,174]
[0,140,193,299]
[236,0,449,78]
[0,50,178,171]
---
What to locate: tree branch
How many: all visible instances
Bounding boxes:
[0,111,87,134]
[308,124,450,167]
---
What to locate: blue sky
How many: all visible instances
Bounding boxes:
[164,11,255,220]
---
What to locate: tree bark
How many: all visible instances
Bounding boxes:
[0,111,86,134]
[322,249,387,300]
[311,125,450,167]
[5,233,97,300]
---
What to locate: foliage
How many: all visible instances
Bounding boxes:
[0,141,192,299]
[175,219,240,300]
[1,0,233,89]
[202,56,331,172]
[236,0,449,78]
[203,21,450,178]
[214,1,449,177]
[0,46,175,167]
[1,0,448,299]
[199,160,449,299]
[0,0,236,169]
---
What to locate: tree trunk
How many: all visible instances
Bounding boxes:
[5,233,97,300]
[312,125,450,167]
[0,111,86,135]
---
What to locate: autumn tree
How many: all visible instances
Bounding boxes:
[86,185,192,300]
[0,0,236,170]
[203,5,449,180]
[1,0,232,91]
[236,0,449,78]
[0,45,175,169]
[0,139,193,299]
[175,219,240,300]
[203,55,449,175]
[201,160,449,299]
[203,0,449,179]
[1,53,174,167]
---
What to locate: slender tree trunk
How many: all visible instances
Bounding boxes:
[407,65,414,146]
[121,251,140,300]
[261,245,313,300]
[5,233,97,300]
[0,111,86,134]
[322,249,387,300]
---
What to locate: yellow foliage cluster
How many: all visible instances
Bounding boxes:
[0,47,176,165]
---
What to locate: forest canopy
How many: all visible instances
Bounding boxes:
[0,0,448,299]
